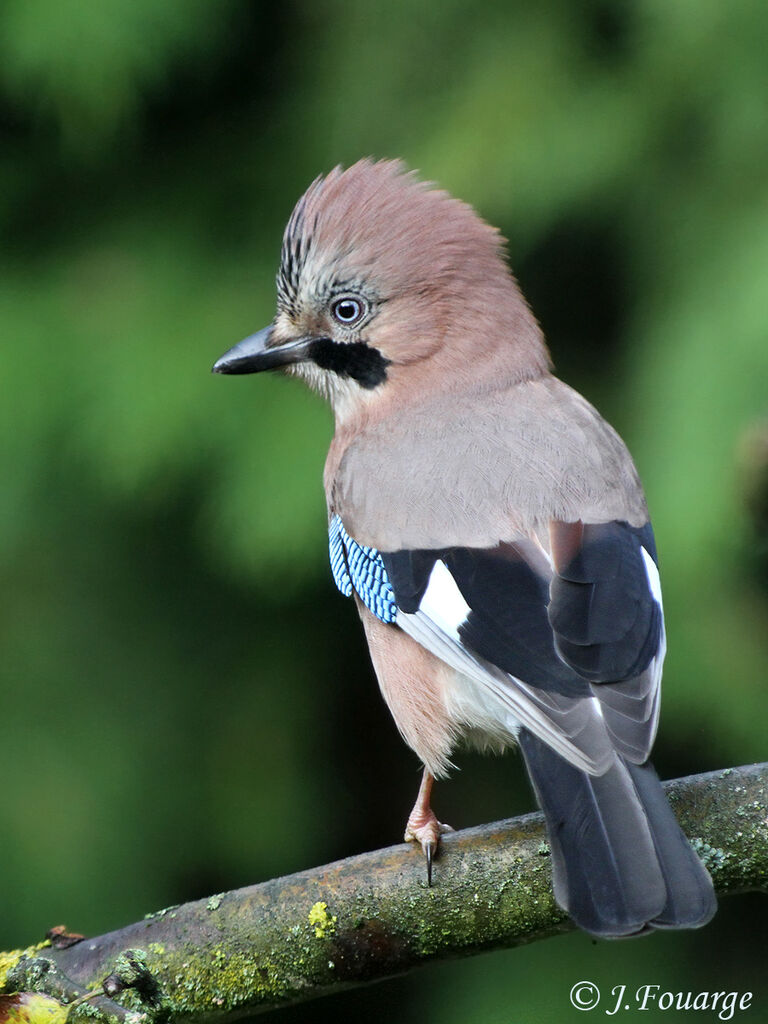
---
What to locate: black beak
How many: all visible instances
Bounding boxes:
[212,325,313,375]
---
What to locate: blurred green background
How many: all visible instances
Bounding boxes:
[1,1,767,1021]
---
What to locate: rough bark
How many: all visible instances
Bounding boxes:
[1,763,766,1023]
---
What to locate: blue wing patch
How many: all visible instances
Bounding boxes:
[328,515,397,623]
[328,515,353,597]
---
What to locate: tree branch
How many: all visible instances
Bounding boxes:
[2,763,766,1023]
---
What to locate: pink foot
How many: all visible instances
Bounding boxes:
[404,807,454,885]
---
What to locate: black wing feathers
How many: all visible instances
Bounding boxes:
[382,544,589,696]
[382,521,660,692]
[381,549,437,613]
[548,522,661,683]
[447,547,588,696]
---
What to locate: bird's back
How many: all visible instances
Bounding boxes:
[327,373,648,551]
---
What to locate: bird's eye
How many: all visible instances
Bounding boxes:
[331,296,367,326]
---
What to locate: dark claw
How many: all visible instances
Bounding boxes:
[424,840,435,886]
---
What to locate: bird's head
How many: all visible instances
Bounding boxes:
[213,159,550,421]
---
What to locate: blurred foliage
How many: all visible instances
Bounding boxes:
[1,1,767,1021]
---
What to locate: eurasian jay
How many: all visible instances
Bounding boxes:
[213,159,716,938]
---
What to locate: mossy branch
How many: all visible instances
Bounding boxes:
[2,763,767,1023]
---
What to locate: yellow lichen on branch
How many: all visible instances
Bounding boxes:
[307,902,337,939]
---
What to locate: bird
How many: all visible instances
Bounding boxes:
[212,159,717,938]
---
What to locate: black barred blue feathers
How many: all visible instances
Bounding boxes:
[329,515,397,623]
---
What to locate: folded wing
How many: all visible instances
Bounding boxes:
[330,515,665,774]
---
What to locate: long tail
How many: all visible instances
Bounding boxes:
[518,729,716,937]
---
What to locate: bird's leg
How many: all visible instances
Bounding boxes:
[403,767,453,884]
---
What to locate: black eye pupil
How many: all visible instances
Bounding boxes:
[334,299,361,323]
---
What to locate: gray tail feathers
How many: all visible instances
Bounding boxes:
[518,730,717,938]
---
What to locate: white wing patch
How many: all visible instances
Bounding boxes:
[642,546,665,751]
[419,559,471,640]
[641,546,663,608]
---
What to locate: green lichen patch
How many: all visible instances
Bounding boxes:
[142,906,179,922]
[153,945,288,1015]
[0,944,52,992]
[690,839,733,872]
